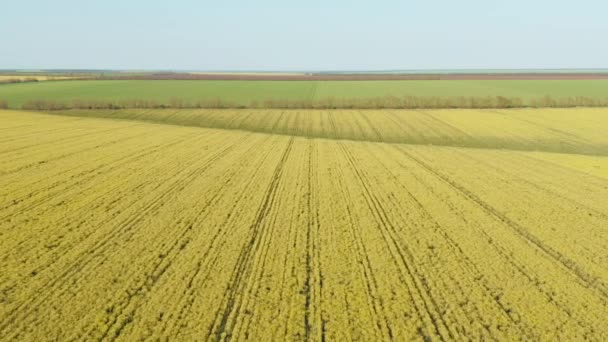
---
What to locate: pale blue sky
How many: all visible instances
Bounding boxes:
[1,0,607,70]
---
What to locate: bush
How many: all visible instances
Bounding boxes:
[22,99,68,110]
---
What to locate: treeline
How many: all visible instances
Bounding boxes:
[21,98,241,110]
[18,95,608,111]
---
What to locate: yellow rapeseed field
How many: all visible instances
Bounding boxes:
[1,109,607,340]
[57,107,608,154]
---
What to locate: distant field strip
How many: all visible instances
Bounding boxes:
[3,80,608,108]
[49,108,608,155]
[1,110,608,340]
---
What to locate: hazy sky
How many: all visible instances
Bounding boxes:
[2,0,607,70]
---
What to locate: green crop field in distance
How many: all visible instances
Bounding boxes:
[315,80,608,99]
[0,80,316,108]
[2,79,608,108]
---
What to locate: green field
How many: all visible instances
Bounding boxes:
[2,80,608,108]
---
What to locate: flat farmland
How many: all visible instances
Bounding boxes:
[1,109,608,340]
[2,80,608,108]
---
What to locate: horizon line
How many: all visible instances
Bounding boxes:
[2,68,608,74]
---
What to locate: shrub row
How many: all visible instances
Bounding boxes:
[19,95,608,111]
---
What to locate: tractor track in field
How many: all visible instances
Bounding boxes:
[372,143,604,335]
[0,133,196,222]
[0,132,195,221]
[359,144,526,335]
[0,123,142,155]
[0,125,79,139]
[330,147,396,340]
[0,134,250,339]
[0,117,87,138]
[356,110,384,141]
[0,135,198,276]
[211,138,294,341]
[449,148,608,222]
[487,109,590,142]
[338,142,455,341]
[389,148,608,330]
[211,138,297,340]
[342,143,526,338]
[517,153,608,185]
[157,136,281,339]
[0,132,150,176]
[396,146,608,300]
[92,137,257,341]
[438,149,608,279]
[303,140,321,341]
